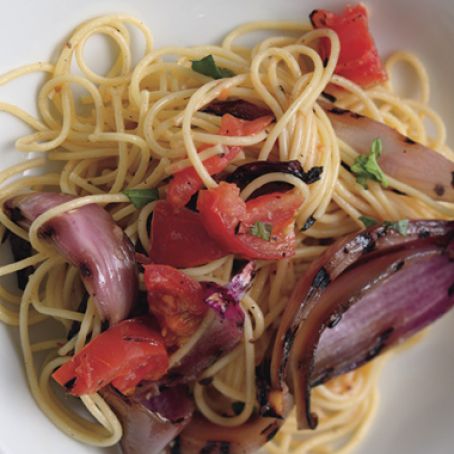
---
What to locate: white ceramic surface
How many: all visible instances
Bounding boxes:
[0,1,453,453]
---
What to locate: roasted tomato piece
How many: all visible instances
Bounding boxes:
[166,114,273,208]
[144,264,208,346]
[52,318,168,396]
[310,4,387,87]
[197,182,303,260]
[149,201,227,268]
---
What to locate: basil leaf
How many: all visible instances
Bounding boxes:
[359,215,378,228]
[351,138,388,189]
[123,188,159,208]
[383,219,409,236]
[191,55,235,80]
[249,221,272,241]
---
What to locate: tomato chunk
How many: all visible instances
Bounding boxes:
[52,318,168,396]
[197,182,303,260]
[149,201,227,268]
[166,114,273,208]
[144,264,208,346]
[310,4,387,87]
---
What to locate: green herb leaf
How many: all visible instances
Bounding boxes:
[123,188,159,208]
[249,221,272,241]
[351,138,388,189]
[359,215,378,228]
[383,219,409,236]
[191,55,235,80]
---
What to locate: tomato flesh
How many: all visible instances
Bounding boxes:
[310,4,387,87]
[197,182,303,260]
[144,264,208,346]
[166,114,273,208]
[52,318,168,396]
[149,201,227,268]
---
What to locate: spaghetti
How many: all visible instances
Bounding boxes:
[0,10,452,454]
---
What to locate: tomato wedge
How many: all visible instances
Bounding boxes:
[166,114,273,208]
[310,4,387,87]
[52,318,168,396]
[149,201,227,268]
[144,264,208,346]
[197,182,303,260]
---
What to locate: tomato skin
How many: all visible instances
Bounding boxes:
[144,264,208,346]
[166,146,240,209]
[197,182,303,260]
[217,114,273,136]
[52,318,168,396]
[310,4,387,87]
[166,114,273,208]
[149,201,227,268]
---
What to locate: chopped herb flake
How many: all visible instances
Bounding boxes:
[191,55,235,80]
[351,138,388,189]
[123,188,159,208]
[383,219,409,236]
[359,215,378,228]
[249,222,272,241]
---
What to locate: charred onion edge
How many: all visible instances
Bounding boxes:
[272,220,454,430]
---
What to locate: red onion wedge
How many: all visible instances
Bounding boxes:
[321,102,454,201]
[5,192,137,324]
[166,262,255,383]
[272,220,454,430]
[101,385,194,454]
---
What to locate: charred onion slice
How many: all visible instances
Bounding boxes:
[5,192,137,324]
[322,102,454,201]
[101,385,193,454]
[202,99,274,121]
[272,220,454,430]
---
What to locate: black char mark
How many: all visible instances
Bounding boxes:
[434,184,445,197]
[79,262,92,278]
[448,282,454,297]
[302,215,316,232]
[404,137,416,145]
[327,312,342,328]
[321,91,337,103]
[365,327,394,362]
[357,232,376,254]
[63,377,77,391]
[169,436,181,454]
[260,421,280,442]
[451,171,454,188]
[7,232,33,290]
[418,229,431,239]
[329,107,349,115]
[199,441,230,454]
[312,267,331,289]
[393,260,405,272]
[38,225,56,240]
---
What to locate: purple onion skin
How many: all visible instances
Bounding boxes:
[313,249,454,385]
[202,99,274,121]
[101,385,194,454]
[166,262,255,384]
[5,192,138,325]
[321,101,454,202]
